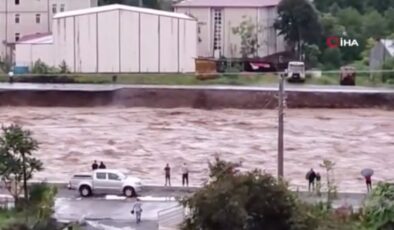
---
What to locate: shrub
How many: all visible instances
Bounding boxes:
[361,183,394,229]
[381,58,394,83]
[181,157,318,230]
[58,61,71,74]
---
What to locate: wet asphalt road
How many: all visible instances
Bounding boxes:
[1,186,367,230]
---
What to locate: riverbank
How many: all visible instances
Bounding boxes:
[0,83,393,108]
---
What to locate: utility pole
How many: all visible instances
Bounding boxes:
[138,0,143,7]
[277,73,285,178]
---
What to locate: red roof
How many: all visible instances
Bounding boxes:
[174,0,280,8]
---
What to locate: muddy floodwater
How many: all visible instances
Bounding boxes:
[0,107,393,193]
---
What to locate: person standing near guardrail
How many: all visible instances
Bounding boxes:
[131,198,143,224]
[99,161,106,169]
[181,163,189,187]
[91,160,98,170]
[306,168,316,192]
[164,163,171,186]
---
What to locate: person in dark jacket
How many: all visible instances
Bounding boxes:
[92,160,98,170]
[99,161,106,169]
[306,168,317,192]
[365,175,372,192]
[164,163,171,186]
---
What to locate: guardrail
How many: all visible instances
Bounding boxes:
[157,204,185,229]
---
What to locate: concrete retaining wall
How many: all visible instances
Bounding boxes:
[0,86,393,109]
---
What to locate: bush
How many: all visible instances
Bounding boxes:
[31,60,59,74]
[361,183,394,229]
[58,61,71,74]
[14,75,76,83]
[181,157,318,230]
[381,58,394,83]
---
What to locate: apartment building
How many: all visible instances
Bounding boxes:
[0,0,98,60]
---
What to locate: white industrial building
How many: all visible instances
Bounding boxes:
[174,0,286,58]
[15,4,197,73]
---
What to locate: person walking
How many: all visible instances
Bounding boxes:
[316,172,321,196]
[164,163,171,186]
[91,160,98,170]
[181,163,189,187]
[99,161,106,169]
[131,198,143,224]
[365,175,372,192]
[306,168,317,192]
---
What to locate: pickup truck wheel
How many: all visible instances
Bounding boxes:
[79,185,92,197]
[123,187,136,197]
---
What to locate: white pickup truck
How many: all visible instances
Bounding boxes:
[67,169,142,197]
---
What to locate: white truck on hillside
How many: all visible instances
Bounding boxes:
[67,169,142,197]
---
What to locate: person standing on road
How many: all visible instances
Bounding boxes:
[306,168,316,192]
[164,163,171,186]
[365,175,372,192]
[131,198,143,224]
[92,160,98,170]
[181,163,189,187]
[99,161,106,169]
[316,172,321,196]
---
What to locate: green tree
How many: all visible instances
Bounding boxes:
[98,0,124,4]
[336,7,363,35]
[366,0,394,14]
[384,8,394,31]
[335,8,365,61]
[362,10,388,39]
[28,183,58,229]
[304,44,321,67]
[319,160,337,209]
[361,183,394,229]
[99,0,160,9]
[361,37,376,65]
[381,58,394,84]
[321,48,342,69]
[0,124,43,206]
[232,16,262,58]
[181,158,318,230]
[274,0,322,60]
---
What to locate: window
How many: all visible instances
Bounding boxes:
[96,172,106,180]
[52,4,57,14]
[15,14,20,23]
[60,4,65,12]
[15,0,20,5]
[108,173,120,181]
[213,9,223,51]
[15,33,20,42]
[36,14,41,24]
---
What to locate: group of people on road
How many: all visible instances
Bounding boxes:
[91,160,106,170]
[306,168,321,193]
[164,162,190,187]
[306,168,374,194]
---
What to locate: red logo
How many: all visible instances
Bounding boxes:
[326,36,340,48]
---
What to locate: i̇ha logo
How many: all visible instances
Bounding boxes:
[326,36,359,48]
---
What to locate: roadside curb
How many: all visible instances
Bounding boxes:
[28,181,367,196]
[0,181,368,197]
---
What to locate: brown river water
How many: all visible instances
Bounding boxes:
[0,107,393,193]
